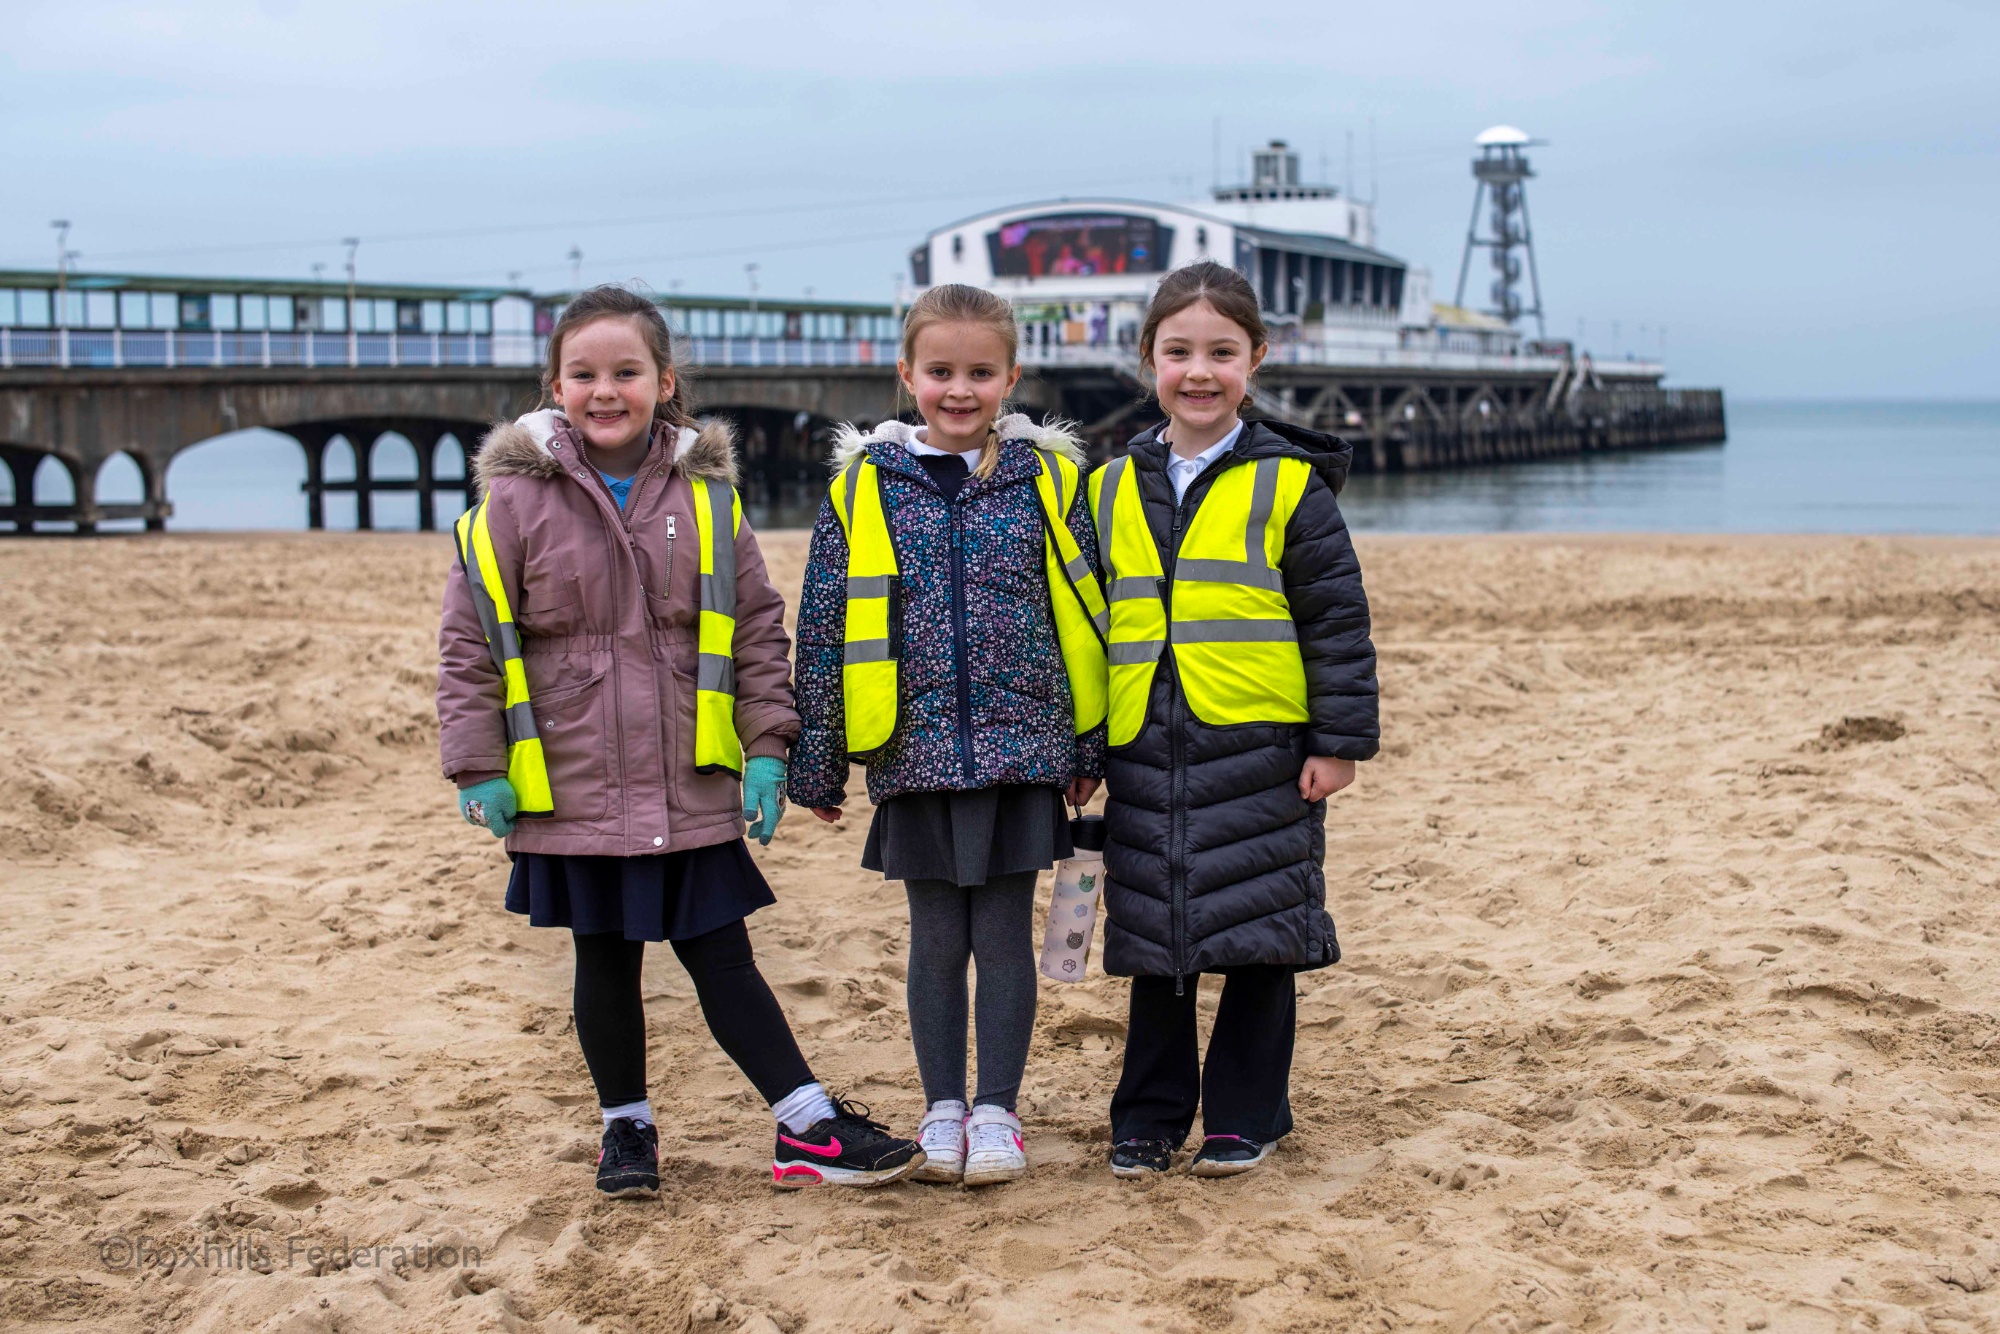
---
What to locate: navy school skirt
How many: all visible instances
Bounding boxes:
[505,838,775,942]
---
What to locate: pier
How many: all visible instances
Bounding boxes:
[0,268,1722,532]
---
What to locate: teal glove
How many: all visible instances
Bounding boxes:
[741,756,787,846]
[457,777,517,839]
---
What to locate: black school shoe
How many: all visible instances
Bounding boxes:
[596,1117,660,1198]
[1189,1134,1275,1178]
[1109,1138,1175,1179]
[771,1099,924,1189]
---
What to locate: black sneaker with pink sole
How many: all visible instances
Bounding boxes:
[771,1099,923,1188]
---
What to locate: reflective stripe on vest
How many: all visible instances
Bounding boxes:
[690,476,745,775]
[829,448,1110,760]
[1030,446,1110,734]
[1090,452,1311,746]
[453,498,555,816]
[830,455,902,758]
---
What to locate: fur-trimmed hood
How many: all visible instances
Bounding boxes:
[828,412,1085,472]
[473,409,739,497]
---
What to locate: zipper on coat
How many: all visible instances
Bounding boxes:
[949,494,976,781]
[663,513,676,600]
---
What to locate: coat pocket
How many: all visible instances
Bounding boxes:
[662,627,740,816]
[533,670,610,822]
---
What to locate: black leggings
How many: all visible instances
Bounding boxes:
[572,919,813,1108]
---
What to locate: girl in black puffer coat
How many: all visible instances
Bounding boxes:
[1097,263,1379,1180]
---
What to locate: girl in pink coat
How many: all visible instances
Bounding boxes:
[436,285,920,1196]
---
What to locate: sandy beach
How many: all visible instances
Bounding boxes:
[3,529,1997,1334]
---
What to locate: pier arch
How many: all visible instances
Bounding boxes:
[92,452,150,532]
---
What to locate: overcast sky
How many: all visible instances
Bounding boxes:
[4,0,1995,397]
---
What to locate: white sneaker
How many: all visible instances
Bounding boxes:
[911,1101,967,1184]
[962,1105,1027,1187]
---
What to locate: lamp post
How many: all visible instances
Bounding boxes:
[52,220,71,364]
[343,237,359,365]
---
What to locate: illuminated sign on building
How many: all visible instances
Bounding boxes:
[986,214,1173,279]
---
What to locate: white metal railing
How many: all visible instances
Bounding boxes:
[0,328,500,370]
[675,337,901,368]
[1,328,906,371]
[1016,344,1145,374]
[0,325,1668,381]
[1016,340,1666,378]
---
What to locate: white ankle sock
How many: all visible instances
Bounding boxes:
[771,1082,837,1134]
[602,1099,653,1128]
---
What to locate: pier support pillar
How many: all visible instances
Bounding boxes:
[352,428,376,532]
[66,461,98,536]
[290,425,334,530]
[141,453,169,532]
[409,423,442,532]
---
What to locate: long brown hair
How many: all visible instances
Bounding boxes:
[542,284,697,433]
[899,283,1018,479]
[1138,261,1268,415]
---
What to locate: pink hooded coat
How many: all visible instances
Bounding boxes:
[435,412,799,856]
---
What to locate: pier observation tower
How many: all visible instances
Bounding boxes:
[1454,125,1546,337]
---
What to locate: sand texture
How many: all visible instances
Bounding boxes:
[3,531,1999,1334]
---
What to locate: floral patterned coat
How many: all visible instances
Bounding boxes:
[787,415,1107,810]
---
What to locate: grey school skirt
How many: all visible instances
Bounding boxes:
[861,784,1072,887]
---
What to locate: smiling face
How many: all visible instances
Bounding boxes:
[550,315,674,453]
[1149,299,1268,449]
[898,320,1021,452]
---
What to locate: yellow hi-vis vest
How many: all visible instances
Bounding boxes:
[688,476,745,775]
[829,447,1109,759]
[453,498,555,816]
[1088,452,1312,746]
[452,477,746,817]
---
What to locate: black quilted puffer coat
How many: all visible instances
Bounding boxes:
[1101,420,1379,981]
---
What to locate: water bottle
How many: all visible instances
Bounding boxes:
[1039,812,1107,983]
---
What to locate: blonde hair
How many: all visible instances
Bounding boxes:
[899,283,1018,479]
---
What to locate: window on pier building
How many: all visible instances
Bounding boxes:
[240,296,267,331]
[423,300,445,333]
[319,298,346,332]
[354,299,396,333]
[470,302,490,334]
[210,295,239,330]
[446,301,469,333]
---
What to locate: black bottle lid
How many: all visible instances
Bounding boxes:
[1069,813,1107,852]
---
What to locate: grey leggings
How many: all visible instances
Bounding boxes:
[904,871,1039,1112]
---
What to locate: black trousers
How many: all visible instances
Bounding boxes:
[572,919,814,1108]
[1109,966,1297,1147]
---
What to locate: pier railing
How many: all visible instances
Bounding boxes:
[0,328,507,370]
[2,326,1670,380]
[0,329,909,372]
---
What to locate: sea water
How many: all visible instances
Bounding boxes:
[34,400,1999,536]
